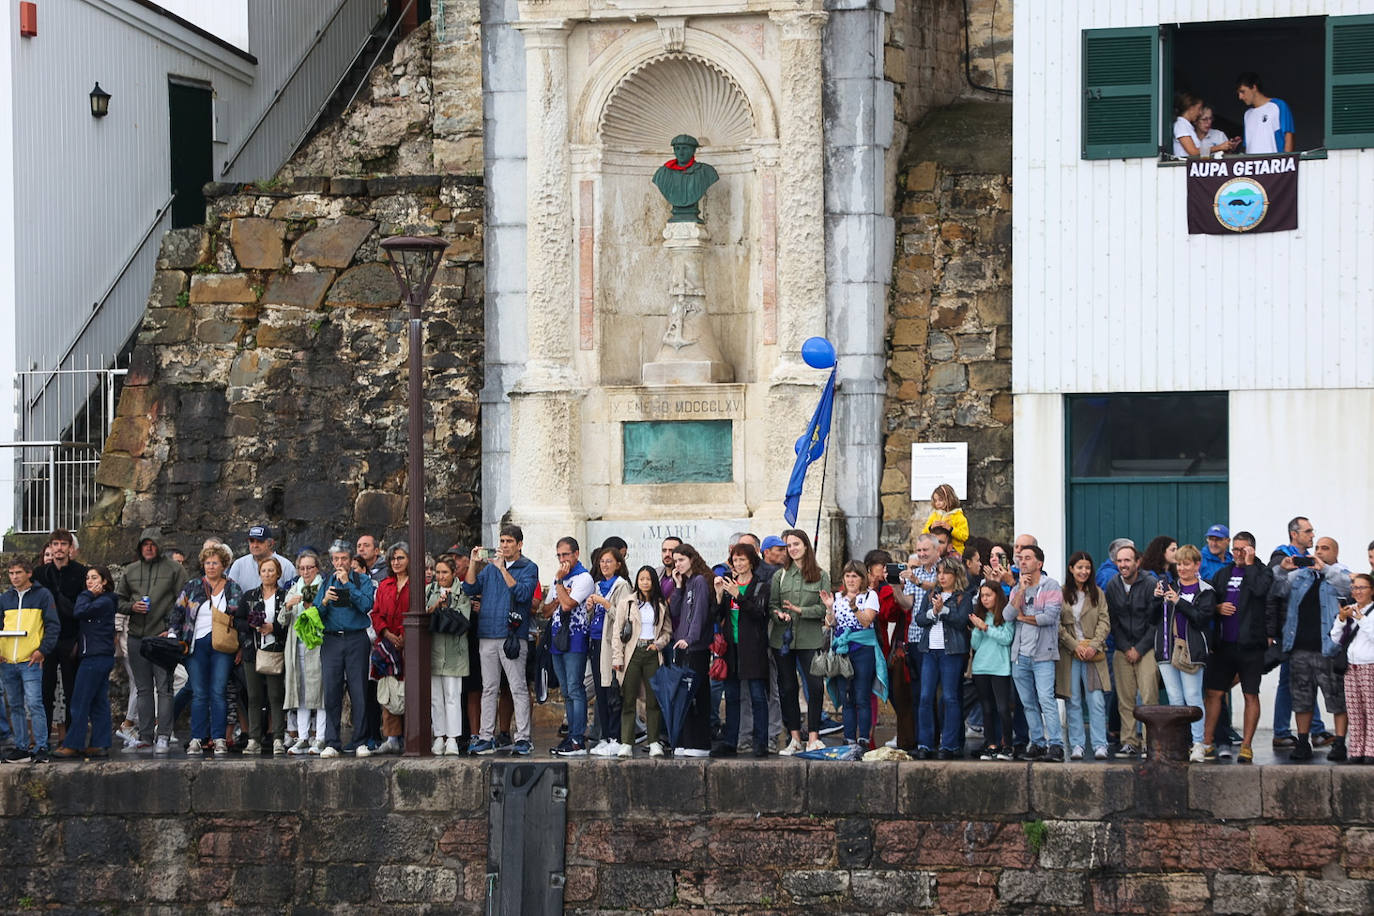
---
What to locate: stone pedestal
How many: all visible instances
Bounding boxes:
[642,222,734,386]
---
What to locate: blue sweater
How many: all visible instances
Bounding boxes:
[74,591,118,658]
[317,572,376,632]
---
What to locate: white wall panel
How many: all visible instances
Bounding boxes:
[1013,0,1374,396]
[1012,393,1067,578]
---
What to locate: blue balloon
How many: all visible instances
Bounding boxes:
[801,336,836,369]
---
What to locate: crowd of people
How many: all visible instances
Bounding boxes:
[1171,71,1295,159]
[2,494,1371,767]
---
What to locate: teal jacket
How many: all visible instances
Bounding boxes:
[969,609,1014,676]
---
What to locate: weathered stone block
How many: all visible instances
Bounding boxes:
[598,866,674,909]
[311,864,372,904]
[1262,766,1332,819]
[897,761,1028,817]
[1332,767,1374,821]
[304,763,390,810]
[228,351,278,388]
[1252,824,1340,869]
[263,269,335,309]
[928,362,967,393]
[194,319,243,344]
[805,761,897,814]
[1189,764,1262,819]
[783,868,850,902]
[907,161,938,192]
[105,416,152,457]
[189,273,258,304]
[852,869,934,909]
[1029,764,1134,818]
[231,865,297,905]
[998,869,1084,907]
[49,765,191,815]
[569,819,706,868]
[391,759,485,813]
[1212,873,1298,916]
[191,763,303,812]
[158,227,211,268]
[706,758,804,813]
[230,217,286,269]
[306,813,439,863]
[1121,820,1250,871]
[1092,874,1210,913]
[373,865,459,903]
[968,360,1010,390]
[327,262,401,308]
[933,868,1000,915]
[708,816,833,868]
[355,489,407,531]
[1303,878,1374,914]
[292,217,376,267]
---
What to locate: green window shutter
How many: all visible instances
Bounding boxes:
[1326,15,1374,149]
[1082,27,1159,160]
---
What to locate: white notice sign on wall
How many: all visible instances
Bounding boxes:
[910,442,968,501]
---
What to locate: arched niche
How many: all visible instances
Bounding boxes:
[574,27,778,386]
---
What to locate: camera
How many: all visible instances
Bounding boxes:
[885,562,905,585]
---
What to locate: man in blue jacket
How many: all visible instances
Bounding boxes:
[2,556,60,764]
[317,539,376,758]
[464,525,539,756]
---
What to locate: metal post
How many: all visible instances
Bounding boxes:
[403,296,432,756]
[47,446,56,533]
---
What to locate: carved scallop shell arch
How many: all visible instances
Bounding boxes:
[599,54,757,153]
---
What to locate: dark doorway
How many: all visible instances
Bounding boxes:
[169,80,213,229]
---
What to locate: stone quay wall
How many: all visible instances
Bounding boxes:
[2,759,1370,913]
[80,176,485,561]
[882,102,1013,548]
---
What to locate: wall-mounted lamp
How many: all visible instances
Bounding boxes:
[89,82,110,118]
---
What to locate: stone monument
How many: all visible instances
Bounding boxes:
[643,135,733,386]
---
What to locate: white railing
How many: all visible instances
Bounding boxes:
[11,363,127,534]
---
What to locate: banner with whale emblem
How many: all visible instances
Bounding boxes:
[1186,154,1299,235]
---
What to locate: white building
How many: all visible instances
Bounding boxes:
[1012,1,1374,574]
[0,0,385,535]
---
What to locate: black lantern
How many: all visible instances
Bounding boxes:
[89,82,110,118]
[379,234,448,757]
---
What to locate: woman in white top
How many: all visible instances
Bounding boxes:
[1334,573,1374,763]
[822,560,886,750]
[166,544,243,756]
[1191,106,1240,157]
[609,566,672,757]
[1172,91,1205,157]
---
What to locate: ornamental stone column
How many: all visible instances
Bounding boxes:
[507,18,585,562]
[769,9,829,383]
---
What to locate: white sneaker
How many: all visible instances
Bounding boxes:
[272,739,286,756]
[779,737,803,757]
[884,737,898,748]
[591,740,621,757]
[124,738,151,752]
[432,737,446,756]
[805,738,825,752]
[355,744,372,758]
[1188,744,1206,763]
[117,723,139,744]
[309,739,324,755]
[648,742,665,758]
[320,746,340,758]
[443,737,462,757]
[1070,745,1084,761]
[212,738,229,757]
[153,736,171,756]
[617,743,633,759]
[678,747,710,757]
[186,738,203,755]
[244,739,262,755]
[1094,746,1109,760]
[379,737,402,755]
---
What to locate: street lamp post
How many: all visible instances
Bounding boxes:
[380,234,448,756]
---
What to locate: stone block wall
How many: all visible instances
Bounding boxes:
[2,760,1370,913]
[80,176,484,561]
[881,102,1012,549]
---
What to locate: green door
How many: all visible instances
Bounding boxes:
[169,81,213,229]
[1065,394,1228,562]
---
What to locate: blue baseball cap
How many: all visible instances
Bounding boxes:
[1205,524,1230,539]
[761,535,785,550]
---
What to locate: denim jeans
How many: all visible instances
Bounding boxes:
[1158,661,1206,744]
[551,650,588,744]
[1066,658,1107,751]
[723,676,768,749]
[1012,656,1062,748]
[906,651,923,744]
[1274,659,1327,738]
[63,655,115,751]
[0,661,47,750]
[187,635,234,742]
[918,648,965,751]
[839,644,877,743]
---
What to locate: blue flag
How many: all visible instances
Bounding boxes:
[783,368,836,526]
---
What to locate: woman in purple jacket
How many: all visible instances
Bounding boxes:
[668,543,714,757]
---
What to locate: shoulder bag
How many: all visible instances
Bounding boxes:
[209,591,238,654]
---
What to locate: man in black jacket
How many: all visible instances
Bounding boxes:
[34,529,87,741]
[1105,544,1159,758]
[1202,532,1272,763]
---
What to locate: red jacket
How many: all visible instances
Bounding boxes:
[370,576,409,638]
[874,582,907,655]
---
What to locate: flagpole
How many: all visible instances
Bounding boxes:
[813,367,836,550]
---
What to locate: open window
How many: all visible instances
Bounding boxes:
[1082,14,1374,158]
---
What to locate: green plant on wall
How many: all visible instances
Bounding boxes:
[1023,819,1048,854]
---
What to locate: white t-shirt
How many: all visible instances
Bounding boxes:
[1242,98,1294,154]
[928,591,955,650]
[637,600,656,639]
[1070,593,1086,640]
[259,593,279,649]
[195,591,225,642]
[1195,127,1229,156]
[833,589,879,635]
[1335,605,1374,666]
[1172,116,1198,157]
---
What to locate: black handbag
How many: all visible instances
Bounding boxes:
[1262,641,1289,674]
[503,631,522,660]
[553,609,572,653]
[619,612,634,644]
[138,635,188,671]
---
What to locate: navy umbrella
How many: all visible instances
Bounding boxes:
[649,648,697,748]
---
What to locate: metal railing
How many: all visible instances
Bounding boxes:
[11,362,127,534]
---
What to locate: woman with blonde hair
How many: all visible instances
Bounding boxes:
[912,556,972,758]
[1153,543,1216,762]
[166,543,243,756]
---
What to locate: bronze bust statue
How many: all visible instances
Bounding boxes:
[652,134,719,223]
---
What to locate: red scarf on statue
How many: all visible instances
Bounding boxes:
[663,158,697,170]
